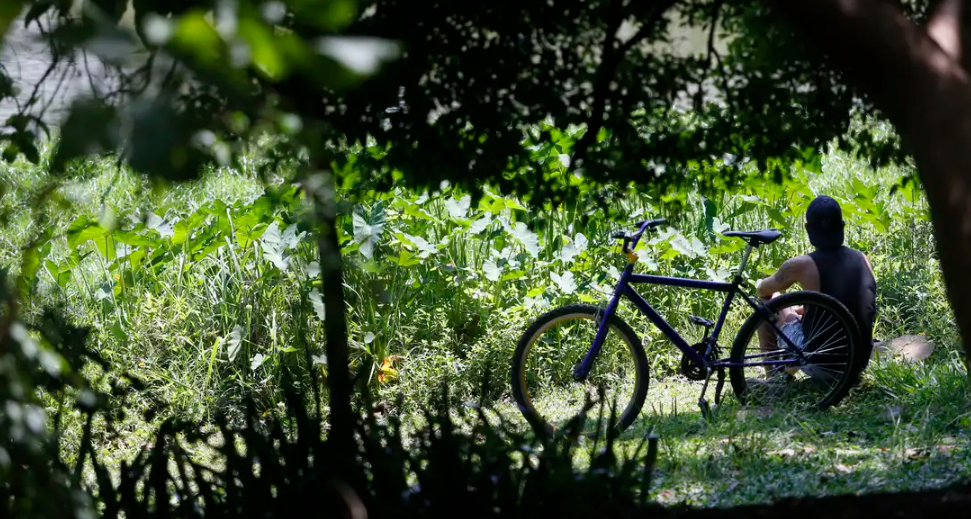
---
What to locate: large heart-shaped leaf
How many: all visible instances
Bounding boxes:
[250,353,267,371]
[470,215,493,234]
[560,233,588,263]
[551,271,577,294]
[227,325,244,361]
[353,203,387,259]
[309,288,326,321]
[512,221,540,258]
[483,260,502,282]
[401,233,437,258]
[67,216,109,249]
[146,211,175,238]
[260,221,291,271]
[445,194,471,219]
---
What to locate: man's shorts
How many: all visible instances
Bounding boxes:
[777,316,837,384]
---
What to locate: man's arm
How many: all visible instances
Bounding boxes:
[756,255,813,299]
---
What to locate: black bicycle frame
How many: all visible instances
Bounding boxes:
[573,242,806,381]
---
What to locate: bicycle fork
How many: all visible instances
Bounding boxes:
[573,264,634,382]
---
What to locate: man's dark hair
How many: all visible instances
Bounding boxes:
[805,195,844,251]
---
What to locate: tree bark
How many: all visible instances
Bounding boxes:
[311,168,357,477]
[762,0,971,367]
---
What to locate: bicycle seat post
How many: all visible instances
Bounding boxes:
[732,243,756,286]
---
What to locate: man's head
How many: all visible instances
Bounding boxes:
[805,195,844,251]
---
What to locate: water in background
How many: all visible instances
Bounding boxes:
[0,15,110,128]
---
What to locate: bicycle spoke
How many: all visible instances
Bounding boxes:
[730,295,859,410]
[804,312,837,345]
[517,310,641,436]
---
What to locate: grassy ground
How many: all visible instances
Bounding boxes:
[2,137,969,507]
[481,351,971,507]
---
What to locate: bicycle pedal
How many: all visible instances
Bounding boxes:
[698,398,712,420]
[689,315,714,328]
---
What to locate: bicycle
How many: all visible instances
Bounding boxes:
[510,218,865,436]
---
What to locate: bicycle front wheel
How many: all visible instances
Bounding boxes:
[510,304,649,437]
[728,291,862,410]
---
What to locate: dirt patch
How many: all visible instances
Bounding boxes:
[872,334,936,362]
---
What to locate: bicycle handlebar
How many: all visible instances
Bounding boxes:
[611,218,667,254]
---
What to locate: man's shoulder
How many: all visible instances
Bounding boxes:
[841,246,871,262]
[778,254,817,277]
[785,254,816,268]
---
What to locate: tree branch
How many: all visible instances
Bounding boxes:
[570,0,677,172]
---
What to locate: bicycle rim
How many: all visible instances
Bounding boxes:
[729,292,858,410]
[514,308,645,436]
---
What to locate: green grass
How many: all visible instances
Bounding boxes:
[1,133,968,507]
[479,351,971,507]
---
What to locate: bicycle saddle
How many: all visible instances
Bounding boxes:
[722,229,782,245]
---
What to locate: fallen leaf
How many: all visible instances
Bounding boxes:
[936,445,956,456]
[906,447,928,461]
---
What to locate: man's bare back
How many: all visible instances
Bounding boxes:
[752,196,878,377]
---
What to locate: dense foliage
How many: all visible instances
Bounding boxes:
[1,132,952,416]
[0,0,923,195]
[3,1,971,517]
[1,139,968,515]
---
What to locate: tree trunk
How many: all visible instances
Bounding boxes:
[763,0,971,367]
[312,168,356,476]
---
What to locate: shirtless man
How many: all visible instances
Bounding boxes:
[754,195,877,379]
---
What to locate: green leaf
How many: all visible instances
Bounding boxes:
[250,353,267,371]
[404,204,436,221]
[501,270,525,281]
[764,207,788,227]
[512,221,540,258]
[483,260,502,282]
[18,238,51,297]
[560,233,588,263]
[504,198,527,211]
[469,215,493,234]
[227,325,244,362]
[67,216,109,249]
[445,194,471,220]
[290,0,358,31]
[701,196,717,240]
[392,249,420,267]
[260,221,291,271]
[550,271,576,294]
[401,233,436,258]
[145,211,174,238]
[310,288,326,321]
[0,1,24,43]
[50,100,117,173]
[238,16,288,80]
[352,202,387,260]
[669,233,704,258]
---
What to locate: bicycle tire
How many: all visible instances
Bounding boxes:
[728,291,863,410]
[510,304,650,436]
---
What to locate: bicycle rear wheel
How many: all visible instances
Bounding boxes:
[728,291,862,410]
[510,304,649,437]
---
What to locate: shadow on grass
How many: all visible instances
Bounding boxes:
[604,369,971,507]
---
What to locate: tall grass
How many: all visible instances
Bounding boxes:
[0,136,955,427]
